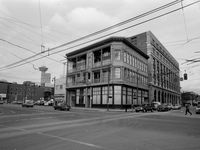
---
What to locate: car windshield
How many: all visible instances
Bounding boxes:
[25,100,33,103]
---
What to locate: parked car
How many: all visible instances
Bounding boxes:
[172,104,181,110]
[195,105,200,114]
[151,102,161,110]
[142,104,153,112]
[166,103,173,110]
[11,100,18,104]
[54,101,71,111]
[135,105,144,112]
[44,99,54,106]
[157,104,169,112]
[22,100,34,107]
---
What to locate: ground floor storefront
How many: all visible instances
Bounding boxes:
[149,85,181,105]
[66,84,148,109]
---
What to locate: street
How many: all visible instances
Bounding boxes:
[0,104,200,150]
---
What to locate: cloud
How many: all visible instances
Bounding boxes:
[66,7,119,34]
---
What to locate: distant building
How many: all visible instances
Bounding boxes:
[0,80,9,101]
[127,31,181,104]
[54,76,66,102]
[66,37,149,109]
[0,81,54,103]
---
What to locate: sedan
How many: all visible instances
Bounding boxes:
[135,105,144,112]
[22,100,34,107]
[54,102,71,111]
[157,104,169,112]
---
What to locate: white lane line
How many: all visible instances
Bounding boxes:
[0,116,56,124]
[37,132,104,149]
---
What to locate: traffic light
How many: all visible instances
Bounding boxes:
[184,73,188,80]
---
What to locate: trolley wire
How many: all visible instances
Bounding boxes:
[1,0,199,71]
[0,0,185,70]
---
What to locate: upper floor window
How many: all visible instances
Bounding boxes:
[114,50,121,60]
[123,51,127,63]
[102,46,111,60]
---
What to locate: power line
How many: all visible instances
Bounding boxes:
[181,0,189,42]
[0,0,185,70]
[1,0,199,71]
[0,38,62,64]
[38,0,45,53]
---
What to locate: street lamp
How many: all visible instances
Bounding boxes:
[107,70,110,111]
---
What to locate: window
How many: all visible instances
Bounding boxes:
[114,50,121,60]
[123,52,127,63]
[114,68,121,79]
[114,86,121,104]
[132,57,135,67]
[60,85,63,89]
[127,53,130,64]
[130,55,132,65]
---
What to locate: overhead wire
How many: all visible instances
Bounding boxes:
[1,0,199,71]
[181,0,189,42]
[0,0,185,70]
[0,38,63,64]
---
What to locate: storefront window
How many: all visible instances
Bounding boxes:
[114,86,121,104]
[93,87,101,104]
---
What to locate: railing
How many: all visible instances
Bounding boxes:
[94,78,100,83]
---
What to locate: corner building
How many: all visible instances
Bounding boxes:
[66,37,149,109]
[127,31,181,104]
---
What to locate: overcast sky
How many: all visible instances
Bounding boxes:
[0,0,200,93]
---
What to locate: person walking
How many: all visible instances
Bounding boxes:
[185,103,192,115]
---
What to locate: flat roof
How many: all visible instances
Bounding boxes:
[66,36,149,59]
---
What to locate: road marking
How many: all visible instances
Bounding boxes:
[37,132,104,149]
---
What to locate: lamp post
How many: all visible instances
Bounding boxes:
[107,70,110,111]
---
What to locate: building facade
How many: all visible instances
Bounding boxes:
[54,76,66,102]
[127,31,181,104]
[0,81,54,103]
[66,37,149,109]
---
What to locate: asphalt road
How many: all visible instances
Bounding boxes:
[0,104,200,150]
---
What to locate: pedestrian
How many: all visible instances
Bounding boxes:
[185,103,192,116]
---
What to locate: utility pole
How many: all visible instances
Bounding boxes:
[107,70,110,111]
[136,69,139,105]
[52,76,56,98]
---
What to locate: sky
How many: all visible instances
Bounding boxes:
[0,0,200,93]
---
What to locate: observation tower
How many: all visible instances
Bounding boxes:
[39,66,48,86]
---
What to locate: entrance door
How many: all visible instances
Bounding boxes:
[71,96,76,107]
[86,95,90,108]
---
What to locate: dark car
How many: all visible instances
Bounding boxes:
[157,104,169,112]
[195,105,200,114]
[135,105,144,112]
[142,104,153,112]
[22,100,34,107]
[54,102,71,111]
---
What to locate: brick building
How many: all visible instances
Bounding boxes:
[127,31,181,104]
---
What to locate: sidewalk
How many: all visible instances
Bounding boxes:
[71,106,129,113]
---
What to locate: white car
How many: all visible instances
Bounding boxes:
[172,104,181,110]
[44,99,54,106]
